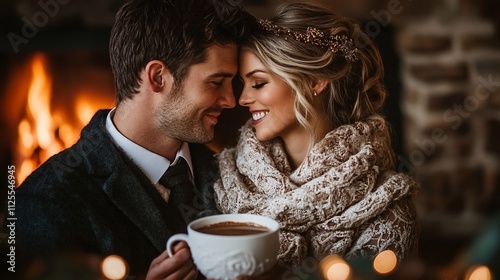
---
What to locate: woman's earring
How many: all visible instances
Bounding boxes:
[313,91,318,96]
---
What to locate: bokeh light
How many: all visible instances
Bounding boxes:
[373,250,398,275]
[320,255,351,280]
[465,265,492,280]
[101,255,128,280]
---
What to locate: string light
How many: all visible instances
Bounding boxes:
[373,250,398,275]
[101,255,128,280]
[320,255,351,280]
[465,265,492,280]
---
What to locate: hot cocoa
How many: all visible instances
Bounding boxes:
[196,221,269,236]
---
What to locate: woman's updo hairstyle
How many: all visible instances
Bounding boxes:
[243,2,387,144]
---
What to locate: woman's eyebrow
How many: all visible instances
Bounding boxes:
[244,69,266,78]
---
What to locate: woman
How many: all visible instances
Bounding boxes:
[214,3,419,266]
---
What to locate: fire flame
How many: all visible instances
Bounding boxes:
[27,55,54,150]
[15,53,114,185]
[17,54,58,184]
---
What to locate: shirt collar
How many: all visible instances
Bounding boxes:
[105,108,194,184]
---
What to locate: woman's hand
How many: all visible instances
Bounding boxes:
[145,241,198,280]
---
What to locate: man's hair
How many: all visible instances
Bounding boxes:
[109,0,254,103]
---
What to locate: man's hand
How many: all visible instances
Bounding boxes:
[145,241,198,280]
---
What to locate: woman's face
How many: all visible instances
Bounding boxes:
[238,49,300,142]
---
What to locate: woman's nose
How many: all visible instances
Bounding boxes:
[238,88,253,107]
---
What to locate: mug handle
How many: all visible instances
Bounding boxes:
[166,233,189,257]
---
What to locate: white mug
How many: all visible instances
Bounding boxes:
[166,213,280,280]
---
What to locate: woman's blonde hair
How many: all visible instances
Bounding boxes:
[243,2,390,154]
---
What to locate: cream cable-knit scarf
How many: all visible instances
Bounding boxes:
[214,116,420,265]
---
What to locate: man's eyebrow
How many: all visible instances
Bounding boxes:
[244,69,266,78]
[207,72,234,78]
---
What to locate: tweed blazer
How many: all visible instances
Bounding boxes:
[13,109,220,276]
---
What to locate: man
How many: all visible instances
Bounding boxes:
[13,0,252,278]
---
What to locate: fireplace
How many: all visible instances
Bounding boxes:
[0,0,121,190]
[1,51,116,185]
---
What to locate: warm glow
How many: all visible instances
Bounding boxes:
[14,53,113,185]
[58,123,79,148]
[16,53,59,184]
[101,255,128,280]
[18,160,36,185]
[27,54,54,149]
[373,250,398,274]
[18,120,34,154]
[465,265,492,280]
[327,263,351,280]
[76,94,99,125]
[320,255,351,280]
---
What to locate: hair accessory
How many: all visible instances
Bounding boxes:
[257,19,358,61]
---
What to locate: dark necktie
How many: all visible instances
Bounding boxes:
[158,157,195,208]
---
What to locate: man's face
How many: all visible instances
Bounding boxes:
[156,44,238,143]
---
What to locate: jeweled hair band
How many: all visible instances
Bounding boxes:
[257,19,358,61]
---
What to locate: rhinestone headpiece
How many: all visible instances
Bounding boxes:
[257,19,358,61]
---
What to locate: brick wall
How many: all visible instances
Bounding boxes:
[395,0,500,241]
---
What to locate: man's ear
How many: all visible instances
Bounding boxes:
[311,79,329,96]
[145,60,172,92]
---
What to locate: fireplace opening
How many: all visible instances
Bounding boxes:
[1,51,116,186]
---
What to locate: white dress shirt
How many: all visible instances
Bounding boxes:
[105,109,194,185]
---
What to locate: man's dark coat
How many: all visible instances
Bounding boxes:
[14,109,219,276]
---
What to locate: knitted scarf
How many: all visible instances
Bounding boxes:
[214,116,420,265]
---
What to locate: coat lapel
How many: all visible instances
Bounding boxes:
[101,165,170,252]
[83,110,170,252]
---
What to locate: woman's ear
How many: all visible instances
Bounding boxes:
[145,60,171,92]
[311,79,328,96]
